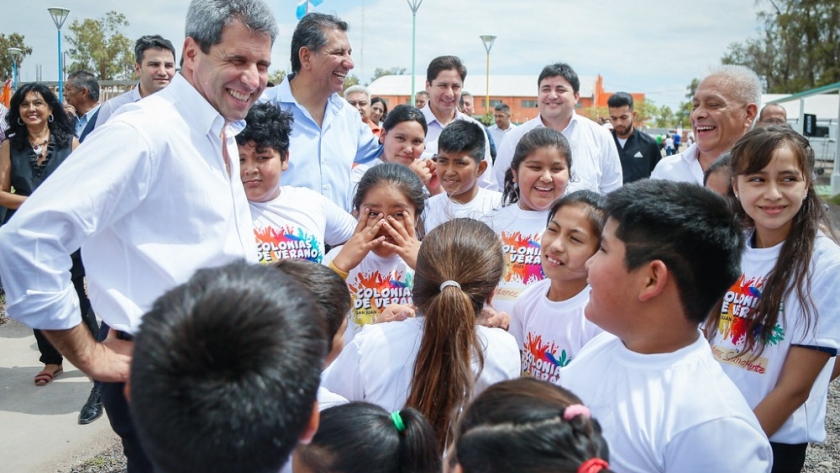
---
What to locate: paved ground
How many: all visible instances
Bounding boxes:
[0,319,120,473]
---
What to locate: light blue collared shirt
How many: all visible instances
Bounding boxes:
[74,104,101,138]
[260,75,382,211]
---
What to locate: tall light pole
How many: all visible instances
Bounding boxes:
[48,7,70,99]
[480,35,496,123]
[8,47,22,93]
[407,0,423,106]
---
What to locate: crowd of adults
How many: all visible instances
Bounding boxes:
[0,0,820,472]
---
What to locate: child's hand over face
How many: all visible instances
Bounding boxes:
[410,159,443,196]
[331,208,387,273]
[381,215,421,269]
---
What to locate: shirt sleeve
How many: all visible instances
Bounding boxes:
[321,337,366,402]
[665,418,772,473]
[792,252,840,350]
[509,297,526,348]
[494,133,516,190]
[0,121,154,330]
[354,119,383,167]
[598,130,623,193]
[323,195,357,246]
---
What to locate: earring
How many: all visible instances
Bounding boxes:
[17,117,23,126]
[48,114,54,123]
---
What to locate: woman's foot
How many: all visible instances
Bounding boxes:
[34,364,63,386]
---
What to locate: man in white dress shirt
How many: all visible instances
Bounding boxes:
[0,1,277,471]
[493,63,622,194]
[488,103,517,152]
[420,56,497,190]
[95,35,176,127]
[260,13,381,211]
[651,65,760,185]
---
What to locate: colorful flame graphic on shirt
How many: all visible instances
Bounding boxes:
[254,225,322,263]
[347,270,413,328]
[500,231,544,284]
[522,332,568,383]
[718,274,784,346]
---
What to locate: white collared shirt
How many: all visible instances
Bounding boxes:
[95,85,143,127]
[260,76,382,211]
[0,73,256,334]
[650,143,704,185]
[420,105,498,191]
[488,122,517,153]
[494,114,623,195]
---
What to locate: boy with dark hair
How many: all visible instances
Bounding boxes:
[424,120,501,232]
[560,180,772,472]
[130,262,324,473]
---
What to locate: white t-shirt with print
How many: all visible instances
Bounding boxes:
[509,280,602,383]
[560,332,772,473]
[709,231,840,443]
[320,316,520,412]
[424,187,503,233]
[481,204,548,316]
[323,248,414,343]
[249,186,356,264]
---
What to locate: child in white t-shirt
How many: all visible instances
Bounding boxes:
[705,127,840,472]
[424,121,501,233]
[237,103,356,264]
[510,190,605,382]
[560,179,772,473]
[482,127,571,316]
[322,218,520,452]
[325,163,425,342]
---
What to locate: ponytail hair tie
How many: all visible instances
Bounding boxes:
[439,280,461,292]
[577,458,609,473]
[563,404,590,421]
[390,411,406,432]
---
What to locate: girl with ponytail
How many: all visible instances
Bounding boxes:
[322,218,520,450]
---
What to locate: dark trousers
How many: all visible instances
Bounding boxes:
[99,323,154,473]
[34,258,99,365]
[770,442,807,473]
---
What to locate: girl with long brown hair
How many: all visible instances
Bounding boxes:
[705,126,840,473]
[322,218,520,450]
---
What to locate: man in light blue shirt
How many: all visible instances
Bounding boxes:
[260,12,381,211]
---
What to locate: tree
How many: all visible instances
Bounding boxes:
[66,11,134,80]
[268,70,286,86]
[676,78,700,128]
[342,74,360,92]
[655,105,676,129]
[635,98,658,128]
[0,33,33,79]
[722,0,840,93]
[369,66,407,84]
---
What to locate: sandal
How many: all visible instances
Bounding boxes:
[34,365,63,386]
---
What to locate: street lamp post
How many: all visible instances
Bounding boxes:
[8,47,22,93]
[407,0,423,106]
[48,7,70,99]
[480,35,496,123]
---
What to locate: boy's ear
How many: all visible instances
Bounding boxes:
[638,260,669,302]
[298,402,320,445]
[477,159,488,176]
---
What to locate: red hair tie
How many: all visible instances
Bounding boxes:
[577,458,609,473]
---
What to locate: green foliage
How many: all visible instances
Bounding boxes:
[66,11,134,80]
[0,33,33,79]
[655,105,676,128]
[369,66,407,84]
[722,0,840,93]
[342,74,360,92]
[268,70,287,86]
[635,98,657,127]
[676,78,699,128]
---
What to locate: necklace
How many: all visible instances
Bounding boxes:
[30,138,49,157]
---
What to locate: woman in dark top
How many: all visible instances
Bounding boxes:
[0,84,100,408]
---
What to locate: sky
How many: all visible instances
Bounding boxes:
[2,0,767,110]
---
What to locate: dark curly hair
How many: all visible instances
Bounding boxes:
[236,102,294,159]
[5,83,75,151]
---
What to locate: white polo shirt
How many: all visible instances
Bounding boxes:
[650,143,704,185]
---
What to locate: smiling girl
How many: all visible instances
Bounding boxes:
[705,126,840,473]
[482,127,572,316]
[509,191,605,383]
[325,163,426,342]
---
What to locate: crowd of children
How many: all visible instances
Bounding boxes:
[120,98,839,473]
